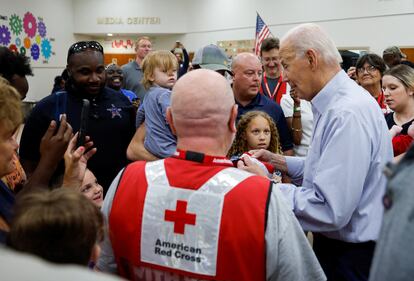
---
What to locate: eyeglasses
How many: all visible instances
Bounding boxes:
[357,65,377,74]
[68,41,104,58]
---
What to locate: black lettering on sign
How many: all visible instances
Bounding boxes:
[155,247,172,257]
[174,251,202,263]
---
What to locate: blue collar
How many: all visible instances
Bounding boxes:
[236,93,264,108]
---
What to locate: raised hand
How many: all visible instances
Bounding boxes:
[39,114,73,166]
[63,132,97,190]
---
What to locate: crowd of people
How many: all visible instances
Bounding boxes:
[0,22,414,281]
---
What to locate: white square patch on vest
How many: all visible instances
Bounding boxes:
[141,183,223,276]
[141,161,251,276]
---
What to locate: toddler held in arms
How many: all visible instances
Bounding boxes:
[136,51,178,158]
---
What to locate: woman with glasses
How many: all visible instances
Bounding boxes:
[383,64,414,156]
[355,53,387,110]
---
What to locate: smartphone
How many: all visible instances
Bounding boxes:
[54,91,67,127]
[76,99,90,147]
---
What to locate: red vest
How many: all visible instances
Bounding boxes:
[109,158,270,281]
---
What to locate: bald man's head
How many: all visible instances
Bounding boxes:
[231,53,262,102]
[231,52,261,72]
[169,69,236,140]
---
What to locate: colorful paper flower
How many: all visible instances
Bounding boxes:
[9,44,18,53]
[20,46,26,55]
[24,37,31,49]
[9,14,23,36]
[23,12,37,38]
[38,21,47,37]
[0,25,11,45]
[41,39,52,59]
[30,43,40,60]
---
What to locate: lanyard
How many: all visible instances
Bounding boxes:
[173,149,233,166]
[263,72,282,100]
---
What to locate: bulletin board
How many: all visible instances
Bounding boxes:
[0,12,55,63]
[217,39,255,59]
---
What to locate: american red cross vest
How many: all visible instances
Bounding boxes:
[109,159,271,281]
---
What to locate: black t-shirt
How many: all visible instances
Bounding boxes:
[385,112,414,135]
[19,87,136,193]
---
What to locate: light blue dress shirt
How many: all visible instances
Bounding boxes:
[278,70,393,243]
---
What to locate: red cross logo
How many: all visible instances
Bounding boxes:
[164,200,196,235]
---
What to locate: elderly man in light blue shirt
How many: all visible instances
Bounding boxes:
[240,23,393,281]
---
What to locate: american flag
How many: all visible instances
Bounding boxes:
[255,13,271,56]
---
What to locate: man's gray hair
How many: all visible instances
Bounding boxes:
[282,23,342,65]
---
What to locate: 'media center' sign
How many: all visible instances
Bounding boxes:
[97,17,161,25]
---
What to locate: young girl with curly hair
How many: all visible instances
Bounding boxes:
[228,111,285,182]
[228,110,282,157]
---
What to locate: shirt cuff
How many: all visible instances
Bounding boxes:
[285,156,305,184]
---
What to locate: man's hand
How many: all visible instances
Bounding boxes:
[25,115,74,189]
[249,149,289,173]
[63,133,97,189]
[248,149,275,162]
[236,156,268,177]
[290,88,301,105]
[126,123,158,161]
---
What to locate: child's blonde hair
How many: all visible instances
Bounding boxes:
[141,50,178,90]
[228,111,282,157]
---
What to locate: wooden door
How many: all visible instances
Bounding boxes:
[104,53,136,66]
[400,48,414,63]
